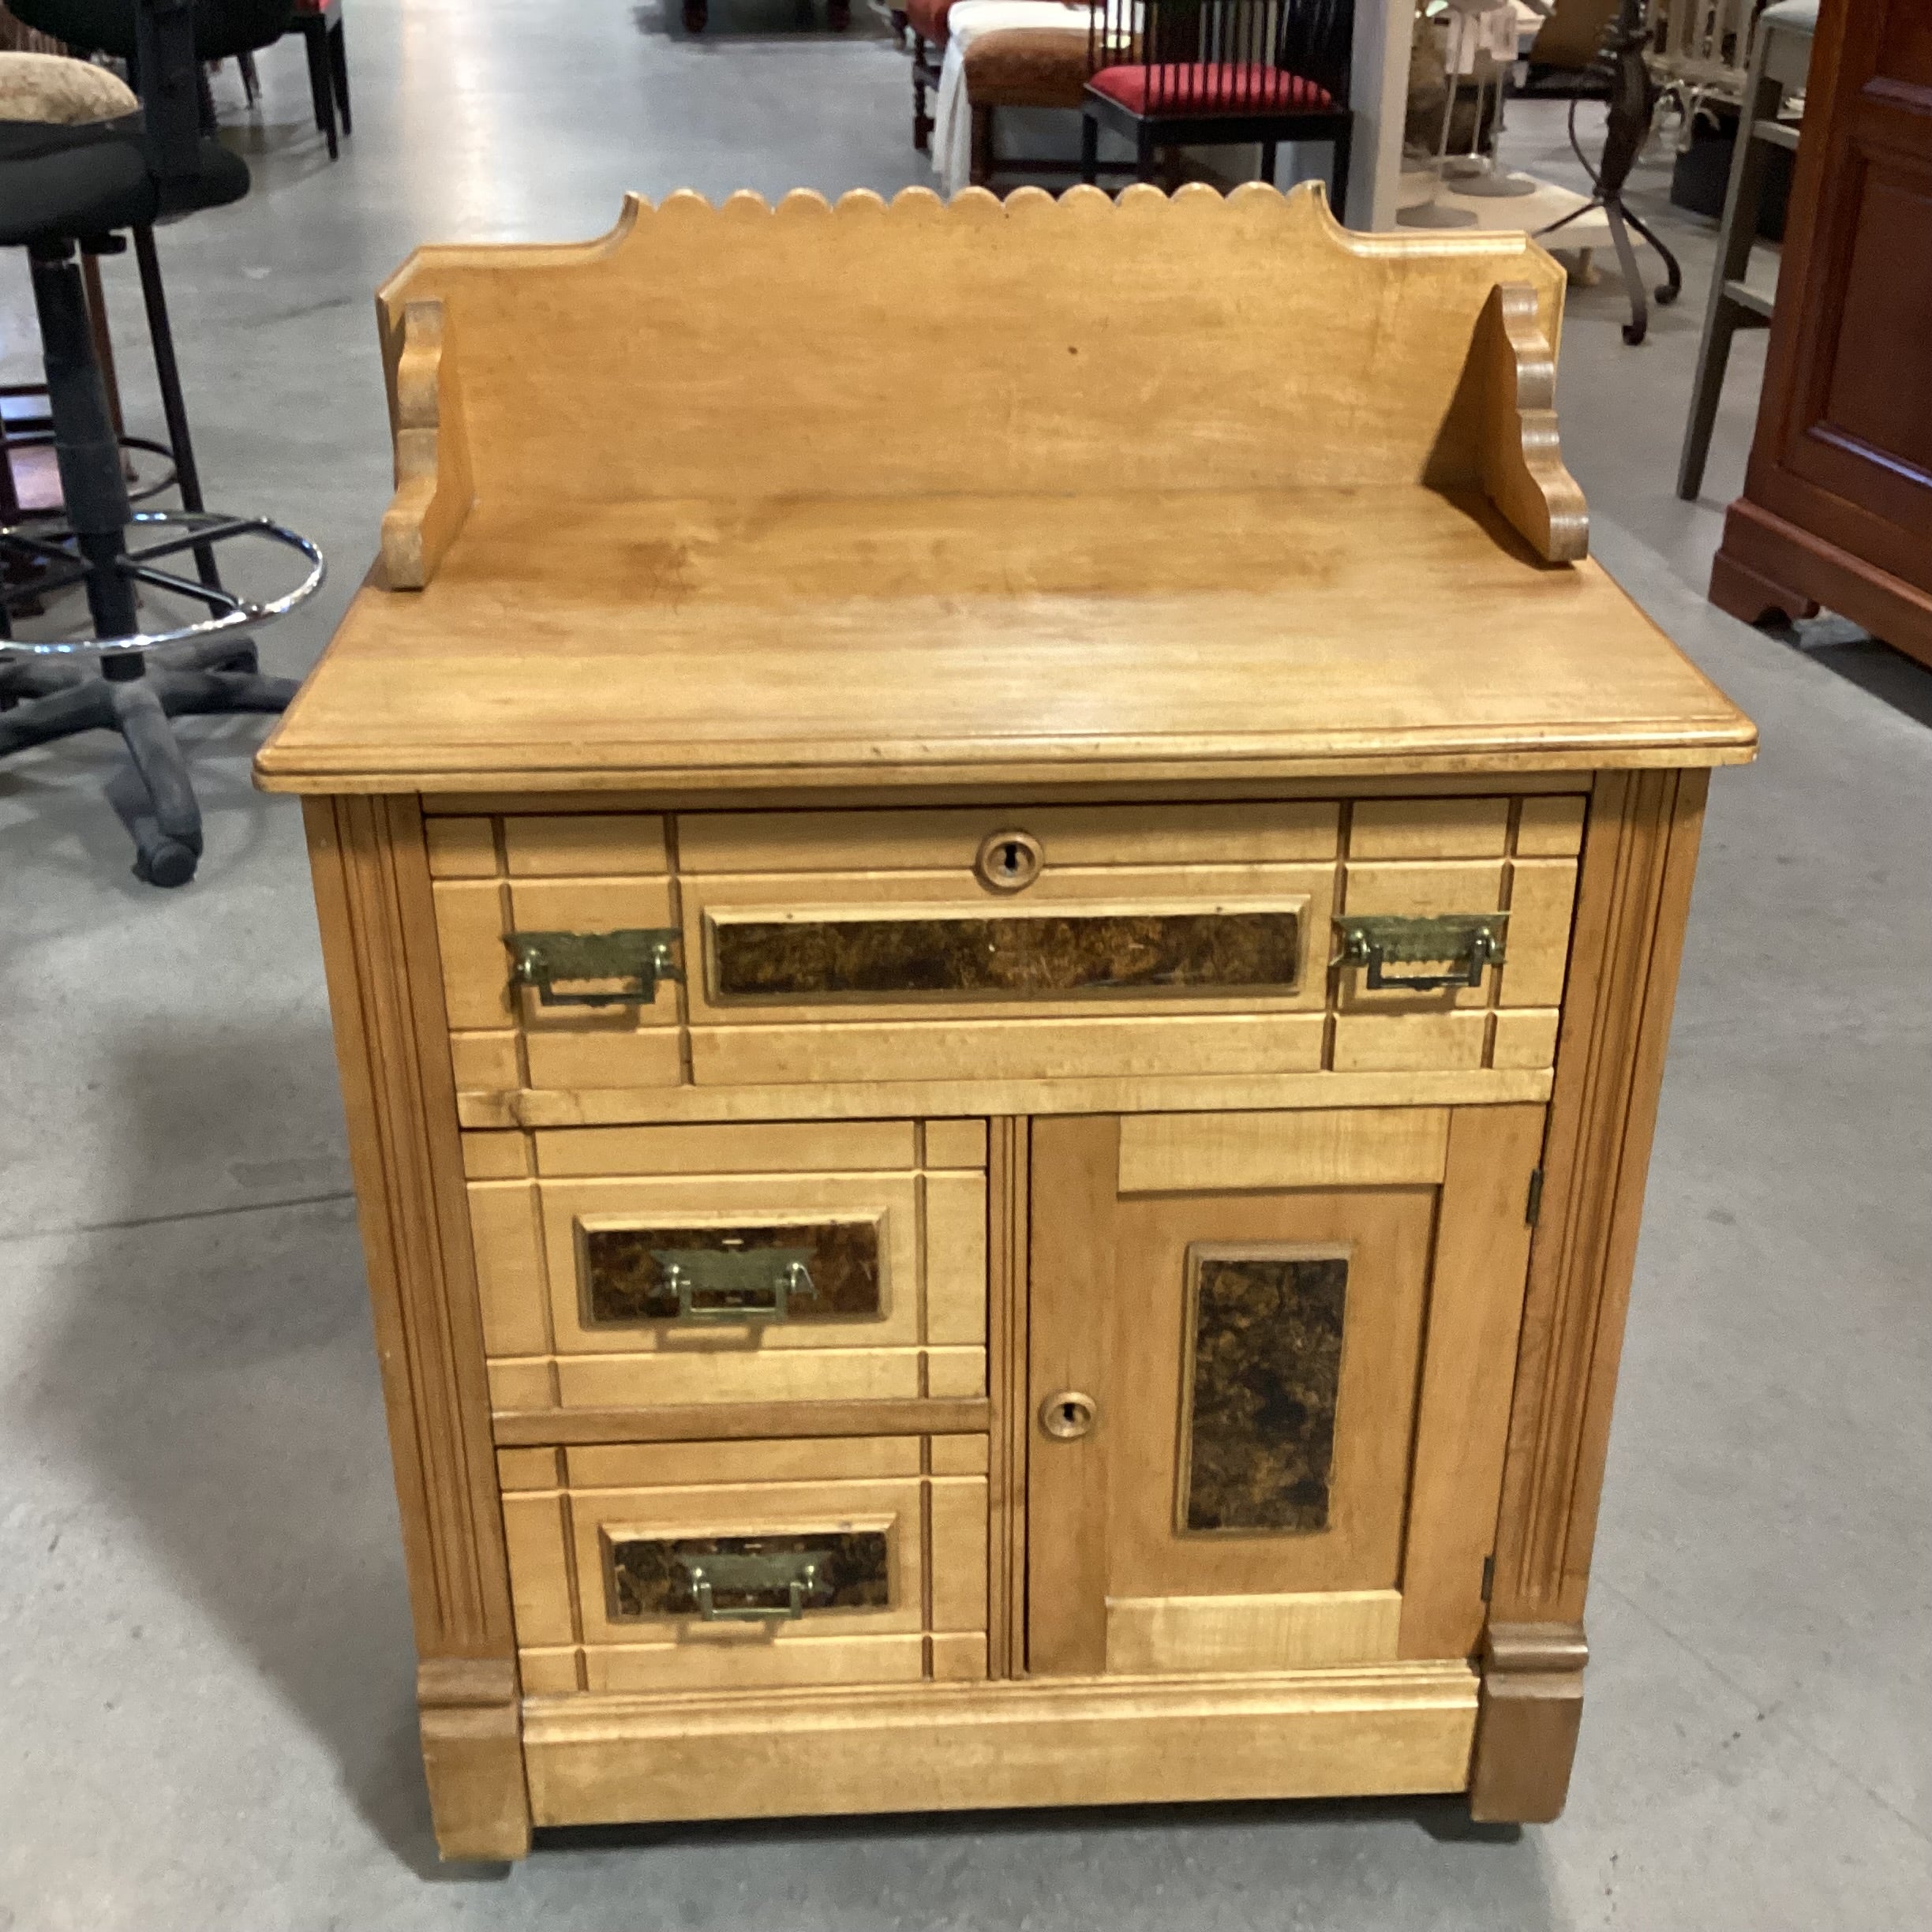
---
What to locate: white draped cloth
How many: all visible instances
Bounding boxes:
[931,2,1096,199]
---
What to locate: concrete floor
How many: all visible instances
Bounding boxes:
[2,6,1927,1926]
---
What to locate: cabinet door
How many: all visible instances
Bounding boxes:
[1027,1107,1542,1676]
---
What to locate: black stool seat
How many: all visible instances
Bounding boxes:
[0,50,249,244]
[0,120,249,245]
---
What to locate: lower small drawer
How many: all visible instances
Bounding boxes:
[500,1435,989,1694]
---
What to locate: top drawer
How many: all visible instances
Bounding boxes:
[425,796,1586,1096]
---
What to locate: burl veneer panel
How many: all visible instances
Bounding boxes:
[607,1530,893,1619]
[581,1220,882,1322]
[1181,1252,1349,1534]
[712,911,1303,1001]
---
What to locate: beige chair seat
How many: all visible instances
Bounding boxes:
[0,50,137,125]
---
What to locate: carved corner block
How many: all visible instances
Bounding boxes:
[1477,283,1590,565]
[1469,1621,1587,1825]
[379,298,474,591]
[417,1659,532,1862]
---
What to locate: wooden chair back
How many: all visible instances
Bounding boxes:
[1085,0,1354,110]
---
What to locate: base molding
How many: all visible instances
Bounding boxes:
[521,1663,1479,1831]
[417,1658,532,1860]
[1712,496,1932,668]
[1469,1621,1588,1824]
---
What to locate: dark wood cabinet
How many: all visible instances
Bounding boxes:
[1712,0,1932,669]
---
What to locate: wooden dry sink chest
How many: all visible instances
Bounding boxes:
[254,182,1756,1860]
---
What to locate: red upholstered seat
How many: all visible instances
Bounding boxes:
[905,0,956,41]
[1088,62,1335,114]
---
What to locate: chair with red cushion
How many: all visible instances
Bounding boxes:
[1080,0,1353,201]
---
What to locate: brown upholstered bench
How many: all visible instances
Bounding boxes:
[964,28,1134,187]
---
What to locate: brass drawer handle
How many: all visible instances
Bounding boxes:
[1335,913,1507,992]
[505,927,682,1007]
[652,1245,818,1322]
[681,1549,830,1622]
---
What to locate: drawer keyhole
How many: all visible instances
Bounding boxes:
[975,827,1044,893]
[1040,1389,1099,1441]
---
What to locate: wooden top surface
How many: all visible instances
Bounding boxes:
[256,485,1755,794]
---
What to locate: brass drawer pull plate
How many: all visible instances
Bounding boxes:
[1335,913,1507,992]
[681,1548,831,1622]
[651,1245,818,1322]
[505,927,683,1007]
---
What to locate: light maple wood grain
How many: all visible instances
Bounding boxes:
[283,170,1752,1853]
[1105,1590,1402,1675]
[302,796,529,1859]
[678,801,1342,873]
[1492,772,1709,1625]
[1396,1105,1544,1661]
[988,1118,1031,1678]
[531,1118,920,1176]
[521,1664,1480,1825]
[379,300,473,590]
[456,1066,1556,1131]
[1475,773,1709,1820]
[1477,284,1589,565]
[369,182,1567,522]
[490,1397,990,1448]
[577,1634,936,1695]
[421,775,1603,817]
[259,483,1753,796]
[1469,1621,1588,1823]
[1115,1107,1450,1193]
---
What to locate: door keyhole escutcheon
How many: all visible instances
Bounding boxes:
[975,828,1044,893]
[1039,1390,1098,1441]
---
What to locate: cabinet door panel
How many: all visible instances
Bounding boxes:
[1026,1108,1541,1677]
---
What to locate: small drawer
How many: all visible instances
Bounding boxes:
[470,1119,988,1411]
[500,1436,990,1694]
[1327,796,1582,1075]
[427,812,680,1096]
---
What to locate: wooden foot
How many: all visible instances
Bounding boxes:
[1710,544,1820,627]
[1469,1622,1587,1824]
[418,1659,532,1862]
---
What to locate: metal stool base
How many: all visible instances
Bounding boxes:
[0,509,324,654]
[0,510,322,888]
[0,634,300,886]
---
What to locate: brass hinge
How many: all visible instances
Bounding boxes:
[1481,1554,1496,1603]
[1526,1166,1545,1227]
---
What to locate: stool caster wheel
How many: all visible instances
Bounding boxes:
[1622,319,1648,346]
[683,0,706,28]
[136,834,199,889]
[1654,283,1679,306]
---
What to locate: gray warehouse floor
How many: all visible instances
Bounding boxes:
[1,5,1927,1927]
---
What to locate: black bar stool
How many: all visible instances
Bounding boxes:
[1,2,321,886]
